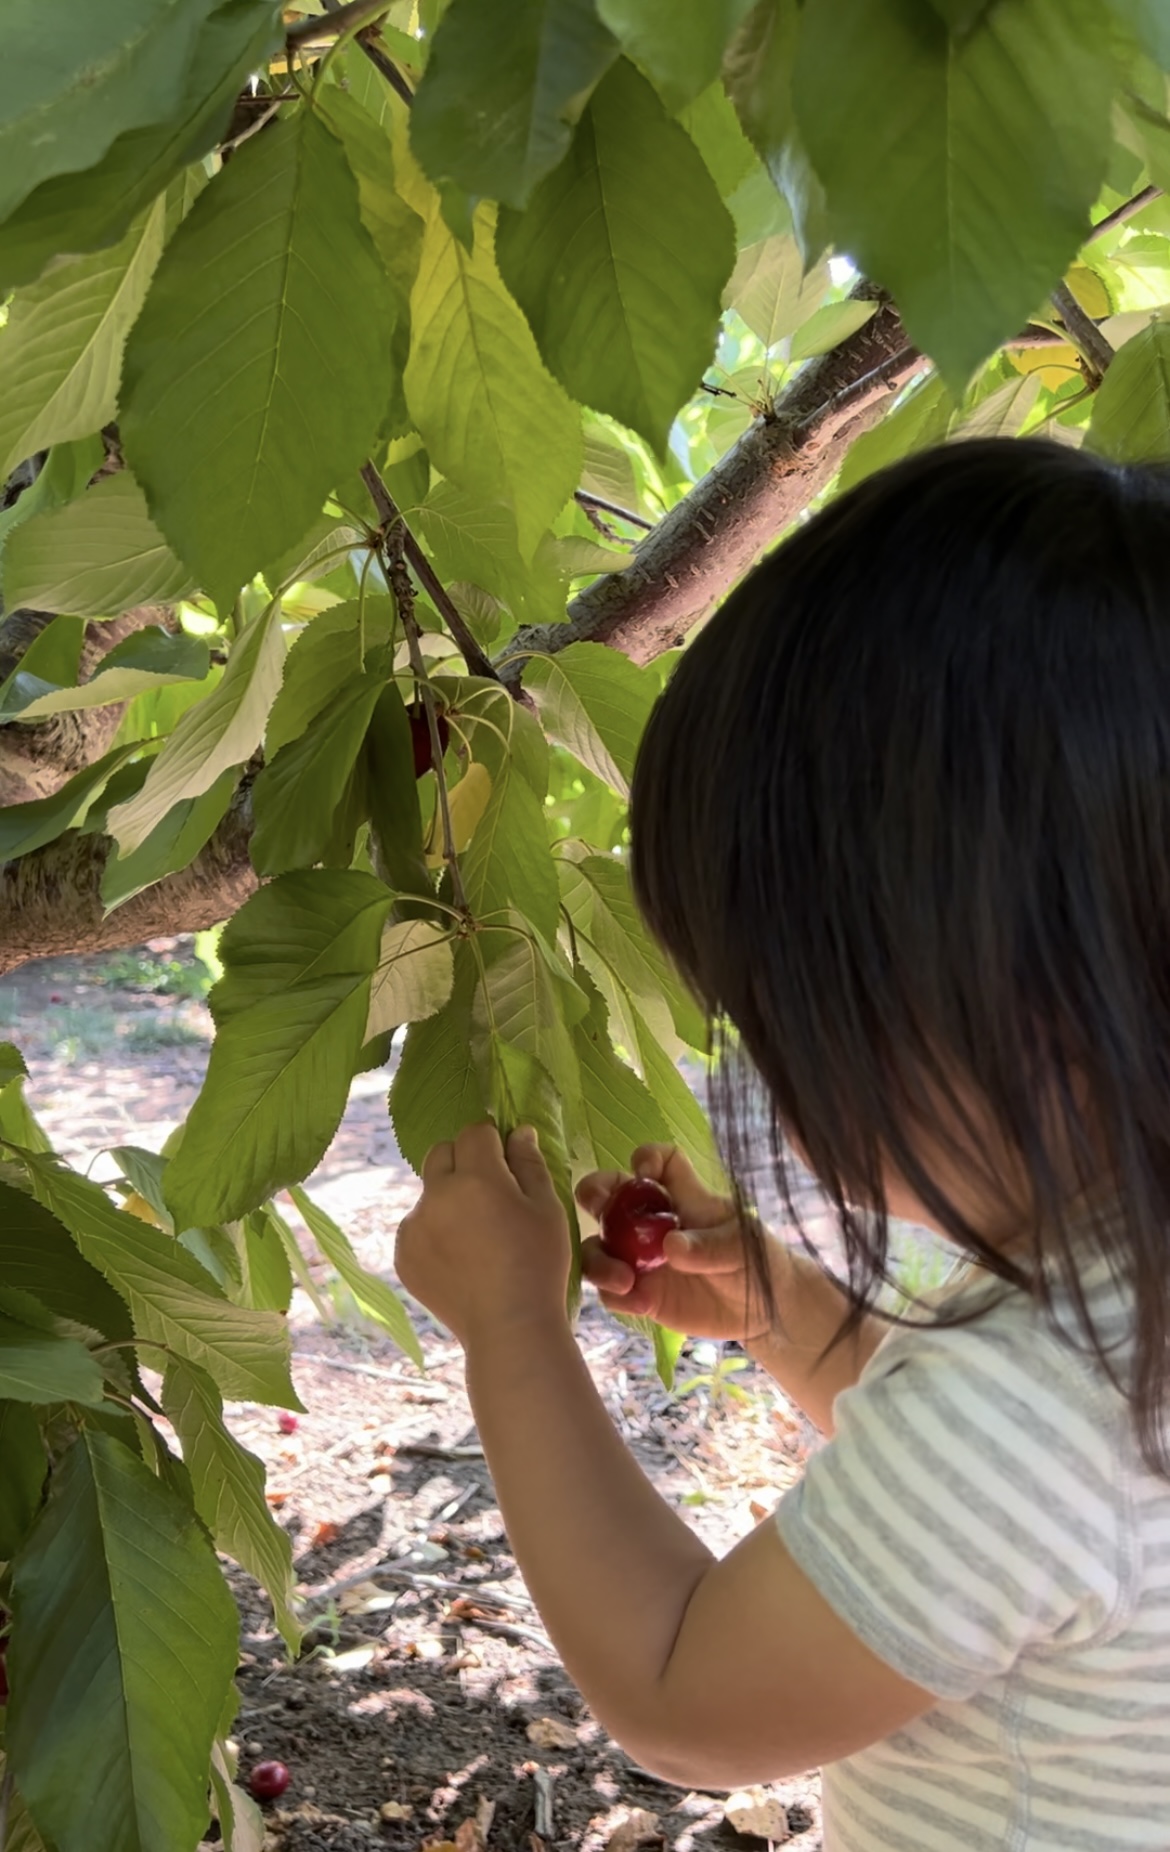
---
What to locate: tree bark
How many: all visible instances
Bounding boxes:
[502,300,922,673]
[0,604,176,804]
[0,790,257,976]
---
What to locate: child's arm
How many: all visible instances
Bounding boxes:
[578,1144,888,1433]
[396,1125,932,1788]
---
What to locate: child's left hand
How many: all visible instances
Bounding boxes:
[395,1121,571,1347]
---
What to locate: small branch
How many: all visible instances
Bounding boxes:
[287,0,392,43]
[1050,281,1114,387]
[363,463,469,913]
[574,488,653,531]
[359,463,500,684]
[1089,183,1162,242]
[317,0,414,104]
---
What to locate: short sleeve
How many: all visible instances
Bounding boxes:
[774,1322,1127,1700]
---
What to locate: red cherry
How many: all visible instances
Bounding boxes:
[249,1760,290,1801]
[600,1178,680,1272]
[277,1411,299,1435]
[49,993,63,1004]
[409,705,450,778]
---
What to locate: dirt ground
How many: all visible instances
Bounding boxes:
[0,939,831,1852]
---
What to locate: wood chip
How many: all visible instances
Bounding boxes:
[526,1716,578,1751]
[724,1789,791,1842]
[604,1807,662,1852]
[380,1801,413,1821]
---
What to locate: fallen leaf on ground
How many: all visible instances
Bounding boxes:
[603,1806,662,1852]
[338,1580,392,1614]
[309,1519,341,1549]
[749,1499,770,1523]
[380,1801,412,1821]
[265,1489,289,1507]
[724,1788,790,1841]
[526,1716,578,1750]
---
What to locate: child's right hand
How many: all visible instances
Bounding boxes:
[577,1144,777,1343]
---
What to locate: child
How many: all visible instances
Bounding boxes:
[395,438,1170,1849]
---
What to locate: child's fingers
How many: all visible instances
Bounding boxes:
[661,1222,748,1276]
[580,1235,636,1295]
[576,1169,627,1219]
[631,1144,734,1228]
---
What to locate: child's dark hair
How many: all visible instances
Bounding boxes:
[630,435,1170,1475]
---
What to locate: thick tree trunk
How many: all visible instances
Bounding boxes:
[0,790,257,976]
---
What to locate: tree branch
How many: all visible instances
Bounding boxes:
[358,463,501,683]
[1050,280,1114,387]
[316,0,414,104]
[287,0,392,42]
[1090,184,1162,242]
[0,790,258,977]
[500,295,923,672]
[574,489,653,531]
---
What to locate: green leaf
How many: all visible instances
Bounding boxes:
[0,1296,105,1406]
[390,945,488,1170]
[266,597,394,756]
[165,871,393,1224]
[0,0,215,225]
[4,473,194,616]
[11,629,209,723]
[462,707,560,940]
[0,435,104,570]
[287,1184,423,1366]
[410,0,619,208]
[795,0,1113,392]
[20,1157,299,1407]
[926,0,992,29]
[8,1430,239,1852]
[364,686,433,901]
[101,766,238,911]
[788,297,879,361]
[1086,318,1170,459]
[0,744,139,862]
[107,597,285,855]
[162,1359,302,1653]
[632,1006,722,1188]
[496,59,735,456]
[316,84,424,304]
[837,371,950,493]
[571,972,670,1171]
[579,426,641,512]
[405,199,582,558]
[558,852,707,1050]
[416,482,553,623]
[251,669,387,875]
[121,106,395,609]
[366,919,455,1037]
[723,233,828,348]
[0,1401,46,1558]
[678,81,759,199]
[0,1,284,292]
[0,615,85,718]
[596,0,754,111]
[0,1179,134,1344]
[725,0,828,268]
[0,1042,28,1087]
[524,641,657,796]
[0,197,166,481]
[233,1211,295,1313]
[1107,0,1170,66]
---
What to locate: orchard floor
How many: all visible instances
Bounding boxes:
[0,939,855,1852]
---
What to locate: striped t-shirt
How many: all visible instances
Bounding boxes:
[775,1248,1170,1849]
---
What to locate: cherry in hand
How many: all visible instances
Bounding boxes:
[600,1177,680,1272]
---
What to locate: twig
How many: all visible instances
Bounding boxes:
[302,1559,537,1612]
[573,489,653,532]
[362,462,470,912]
[359,462,500,684]
[1089,183,1162,242]
[288,0,389,43]
[1050,281,1114,387]
[533,1768,556,1837]
[398,1440,485,1460]
[317,0,414,105]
